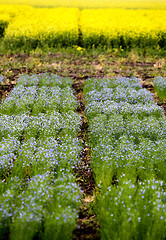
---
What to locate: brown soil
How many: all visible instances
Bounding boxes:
[72,79,100,240]
[0,83,15,101]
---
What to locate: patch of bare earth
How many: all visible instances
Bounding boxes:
[0,81,16,102]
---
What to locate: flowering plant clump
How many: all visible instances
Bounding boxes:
[0,114,28,140]
[0,74,78,116]
[84,77,166,239]
[0,85,37,115]
[154,76,166,100]
[85,100,163,120]
[0,74,82,239]
[84,77,142,94]
[38,73,72,88]
[0,76,4,84]
[0,137,20,179]
[16,74,40,87]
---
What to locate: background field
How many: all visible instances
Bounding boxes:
[0,0,166,53]
[1,0,166,9]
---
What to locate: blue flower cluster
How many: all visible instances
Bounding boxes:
[0,114,27,140]
[0,74,82,239]
[16,74,40,87]
[154,76,166,101]
[0,85,37,115]
[0,76,4,84]
[84,77,166,239]
[0,74,77,116]
[0,137,20,179]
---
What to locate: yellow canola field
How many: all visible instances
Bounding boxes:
[0,4,33,18]
[3,7,79,48]
[80,9,166,48]
[1,4,166,50]
[0,5,24,37]
[0,5,36,37]
[0,0,166,9]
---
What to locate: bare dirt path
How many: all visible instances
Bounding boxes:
[72,79,100,240]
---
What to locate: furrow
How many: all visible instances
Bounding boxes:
[72,79,100,240]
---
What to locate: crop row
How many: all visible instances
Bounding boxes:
[84,77,166,240]
[0,74,82,240]
[0,5,166,50]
